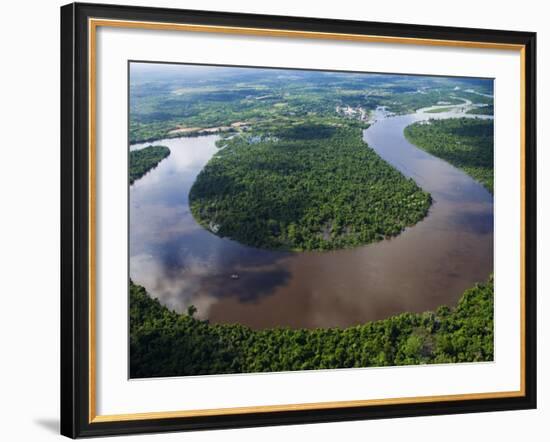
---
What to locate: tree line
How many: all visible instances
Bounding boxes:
[130,277,494,378]
[404,118,494,193]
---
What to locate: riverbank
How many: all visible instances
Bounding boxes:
[131,121,251,144]
[130,276,494,377]
[404,118,494,193]
[129,145,170,184]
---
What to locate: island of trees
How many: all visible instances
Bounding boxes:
[129,145,170,184]
[189,123,431,251]
[130,276,494,378]
[404,118,494,193]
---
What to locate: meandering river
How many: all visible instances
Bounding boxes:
[130,104,493,329]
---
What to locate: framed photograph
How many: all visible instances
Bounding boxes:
[60,2,537,438]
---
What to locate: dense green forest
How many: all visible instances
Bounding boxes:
[129,145,170,184]
[404,118,494,193]
[130,277,494,378]
[189,124,431,251]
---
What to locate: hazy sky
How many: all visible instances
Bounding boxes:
[129,61,493,92]
[130,62,258,82]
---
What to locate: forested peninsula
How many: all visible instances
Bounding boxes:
[189,124,431,251]
[404,118,494,193]
[129,145,170,184]
[130,277,494,378]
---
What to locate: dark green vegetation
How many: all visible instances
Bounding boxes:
[130,278,494,378]
[467,105,494,115]
[130,64,493,143]
[129,145,170,184]
[189,124,431,251]
[404,118,494,193]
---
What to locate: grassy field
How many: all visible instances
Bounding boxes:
[425,106,456,113]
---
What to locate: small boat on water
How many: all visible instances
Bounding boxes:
[230,273,239,280]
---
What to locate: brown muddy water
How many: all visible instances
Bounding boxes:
[129,107,493,329]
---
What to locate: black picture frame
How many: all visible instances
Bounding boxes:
[61,2,537,438]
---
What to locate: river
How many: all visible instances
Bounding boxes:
[129,104,493,329]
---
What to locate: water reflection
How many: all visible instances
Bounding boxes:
[130,108,493,329]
